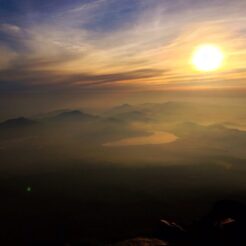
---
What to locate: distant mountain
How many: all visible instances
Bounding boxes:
[33,109,71,119]
[104,103,134,116]
[105,101,205,123]
[112,103,133,111]
[171,122,246,156]
[0,117,37,128]
[0,110,99,128]
[109,101,243,124]
[140,101,192,112]
[51,110,99,122]
[112,110,151,122]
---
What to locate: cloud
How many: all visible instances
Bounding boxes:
[0,66,165,92]
[0,0,246,93]
[68,0,107,13]
[0,23,21,35]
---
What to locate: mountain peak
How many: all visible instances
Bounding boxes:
[53,110,98,121]
[113,104,133,111]
[0,117,36,128]
[58,110,83,117]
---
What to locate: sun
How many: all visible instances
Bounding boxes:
[192,44,224,72]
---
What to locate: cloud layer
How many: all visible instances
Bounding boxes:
[0,0,246,93]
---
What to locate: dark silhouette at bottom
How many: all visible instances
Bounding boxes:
[153,200,246,246]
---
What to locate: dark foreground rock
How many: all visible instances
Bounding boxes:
[115,200,246,246]
[114,238,168,246]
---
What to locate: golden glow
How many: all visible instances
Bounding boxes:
[192,44,224,72]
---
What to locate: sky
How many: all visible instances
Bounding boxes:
[0,0,246,117]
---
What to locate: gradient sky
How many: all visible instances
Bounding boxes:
[0,0,246,117]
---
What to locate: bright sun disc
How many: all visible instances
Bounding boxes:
[192,44,224,71]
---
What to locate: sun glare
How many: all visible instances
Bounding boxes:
[192,44,224,72]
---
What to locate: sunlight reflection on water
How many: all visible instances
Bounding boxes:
[103,132,178,147]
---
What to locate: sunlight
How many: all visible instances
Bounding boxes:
[192,44,224,72]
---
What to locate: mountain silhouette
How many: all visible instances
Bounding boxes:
[0,117,36,128]
[105,103,134,116]
[51,110,99,122]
